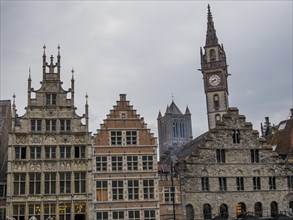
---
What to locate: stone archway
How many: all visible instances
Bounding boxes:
[236,202,246,218]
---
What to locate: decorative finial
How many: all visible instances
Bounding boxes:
[57,45,60,55]
[85,93,88,104]
[29,67,31,78]
[43,44,46,54]
[171,93,174,102]
[13,93,16,107]
[50,55,54,64]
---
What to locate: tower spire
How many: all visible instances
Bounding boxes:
[205,4,218,46]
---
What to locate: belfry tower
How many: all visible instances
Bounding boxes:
[200,5,229,130]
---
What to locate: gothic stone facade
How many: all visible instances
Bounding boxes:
[176,108,293,219]
[5,47,92,220]
[93,94,159,220]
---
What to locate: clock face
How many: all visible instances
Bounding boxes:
[209,75,221,86]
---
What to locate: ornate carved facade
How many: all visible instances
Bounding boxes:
[5,47,92,220]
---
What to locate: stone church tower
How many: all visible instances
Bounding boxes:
[200,4,229,130]
[157,101,192,162]
[5,46,92,220]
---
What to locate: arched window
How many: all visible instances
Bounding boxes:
[220,204,228,218]
[215,114,221,122]
[213,94,220,110]
[173,121,178,138]
[271,201,278,217]
[254,202,263,217]
[236,202,246,218]
[180,121,185,138]
[186,204,195,220]
[289,201,293,213]
[203,204,212,219]
[209,49,216,61]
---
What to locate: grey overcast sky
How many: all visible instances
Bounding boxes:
[0,1,292,138]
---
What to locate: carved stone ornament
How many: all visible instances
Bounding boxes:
[75,135,85,143]
[30,162,41,171]
[60,161,71,170]
[30,135,41,144]
[45,82,57,91]
[31,108,42,117]
[45,135,57,144]
[61,135,71,143]
[13,162,26,171]
[45,162,56,170]
[59,107,72,117]
[46,110,56,117]
[15,135,27,144]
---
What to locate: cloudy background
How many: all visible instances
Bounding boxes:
[0,1,292,138]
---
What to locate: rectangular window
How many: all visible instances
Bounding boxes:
[164,186,175,203]
[30,146,41,159]
[111,131,122,145]
[97,212,108,220]
[288,176,293,189]
[46,119,56,132]
[45,146,56,159]
[13,204,25,220]
[253,177,261,190]
[60,119,71,131]
[44,204,56,220]
[31,119,42,132]
[45,173,56,194]
[0,183,6,198]
[236,177,244,191]
[216,149,226,163]
[74,172,86,193]
[232,129,240,143]
[46,94,57,105]
[29,173,41,194]
[218,177,227,191]
[127,156,138,171]
[29,204,41,220]
[142,156,153,170]
[128,211,140,220]
[15,146,27,160]
[14,173,26,195]
[201,177,210,191]
[251,149,260,163]
[60,146,71,159]
[126,131,137,145]
[59,203,71,220]
[60,173,71,194]
[269,176,276,190]
[74,146,85,159]
[112,156,123,171]
[128,180,139,200]
[144,210,156,220]
[96,156,107,172]
[113,211,124,220]
[96,181,108,201]
[112,180,123,201]
[143,180,154,199]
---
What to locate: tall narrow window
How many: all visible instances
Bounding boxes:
[127,156,138,171]
[233,129,240,143]
[13,204,25,220]
[45,146,56,159]
[218,177,227,191]
[112,180,123,201]
[60,119,71,131]
[31,119,42,132]
[29,173,41,194]
[111,131,122,145]
[201,177,210,191]
[203,204,212,220]
[269,177,276,190]
[251,149,260,163]
[74,172,86,193]
[112,156,123,171]
[215,114,221,122]
[143,180,154,199]
[14,173,26,195]
[60,173,71,194]
[44,173,56,194]
[44,204,56,220]
[126,131,137,145]
[96,156,107,172]
[164,186,174,203]
[270,201,278,217]
[255,202,263,217]
[180,121,185,138]
[253,177,261,190]
[74,146,85,158]
[144,210,156,220]
[60,146,71,159]
[288,176,293,189]
[96,181,108,201]
[209,49,216,61]
[46,119,56,132]
[15,146,27,160]
[236,177,244,191]
[28,204,41,220]
[30,146,41,159]
[173,121,178,138]
[59,203,71,220]
[128,180,139,200]
[216,149,225,163]
[213,94,220,110]
[142,156,153,170]
[46,94,57,105]
[186,204,195,220]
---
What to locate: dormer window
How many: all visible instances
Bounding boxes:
[46,94,57,105]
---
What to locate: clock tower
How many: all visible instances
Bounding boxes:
[200,5,229,129]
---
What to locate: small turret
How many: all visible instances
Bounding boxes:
[85,94,89,131]
[157,110,162,119]
[28,67,32,105]
[71,68,75,107]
